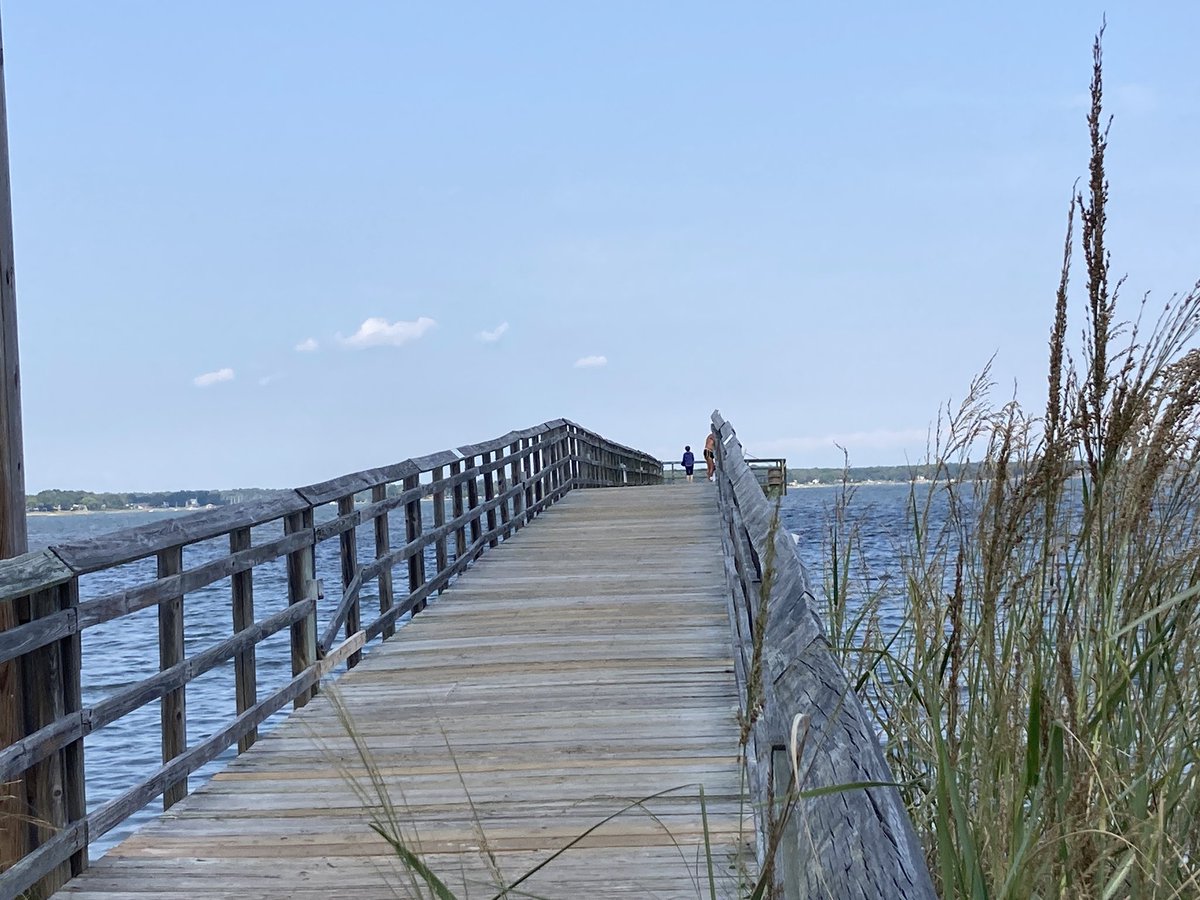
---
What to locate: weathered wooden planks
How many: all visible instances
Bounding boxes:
[54,485,751,898]
[710,411,936,900]
[0,420,663,898]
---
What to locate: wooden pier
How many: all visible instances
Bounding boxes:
[55,484,749,898]
[0,417,935,899]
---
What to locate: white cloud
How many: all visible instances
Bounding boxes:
[338,316,436,349]
[193,368,235,387]
[574,355,607,369]
[258,373,283,387]
[479,322,509,343]
[295,337,318,352]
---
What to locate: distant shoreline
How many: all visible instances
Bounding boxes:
[27,508,200,517]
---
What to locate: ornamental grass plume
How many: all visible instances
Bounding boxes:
[837,26,1200,900]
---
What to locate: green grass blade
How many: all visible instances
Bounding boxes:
[699,785,718,900]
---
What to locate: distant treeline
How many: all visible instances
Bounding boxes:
[788,461,1088,485]
[787,463,974,485]
[26,487,283,512]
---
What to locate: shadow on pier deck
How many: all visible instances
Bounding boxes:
[58,484,750,899]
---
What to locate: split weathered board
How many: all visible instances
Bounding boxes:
[54,485,754,898]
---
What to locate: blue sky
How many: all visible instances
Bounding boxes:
[5,3,1198,491]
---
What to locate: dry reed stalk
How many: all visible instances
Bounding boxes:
[824,26,1200,898]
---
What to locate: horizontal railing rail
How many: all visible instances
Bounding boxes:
[710,411,934,899]
[0,418,661,898]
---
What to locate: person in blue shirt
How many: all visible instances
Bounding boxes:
[682,446,695,482]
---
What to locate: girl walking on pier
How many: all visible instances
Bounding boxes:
[682,446,695,482]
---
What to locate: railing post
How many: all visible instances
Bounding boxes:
[284,509,318,709]
[18,577,85,893]
[464,457,481,556]
[451,460,466,561]
[157,546,186,809]
[372,484,395,640]
[0,12,31,877]
[537,441,547,511]
[556,432,568,493]
[483,451,498,548]
[229,527,257,752]
[337,495,362,669]
[59,578,85,878]
[568,429,579,487]
[497,465,511,539]
[509,441,523,528]
[522,439,534,522]
[404,474,426,610]
[432,466,448,578]
[547,433,560,497]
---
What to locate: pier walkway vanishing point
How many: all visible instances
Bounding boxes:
[1,416,935,899]
[58,484,749,898]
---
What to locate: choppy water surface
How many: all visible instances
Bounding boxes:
[27,483,920,859]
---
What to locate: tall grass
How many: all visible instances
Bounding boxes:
[841,29,1200,899]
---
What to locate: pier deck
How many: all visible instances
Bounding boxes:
[57,484,750,898]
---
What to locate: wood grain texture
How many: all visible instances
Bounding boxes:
[157,547,186,810]
[403,474,424,613]
[431,465,448,578]
[284,510,318,710]
[229,528,257,754]
[0,20,32,876]
[55,485,751,898]
[336,496,362,669]
[22,586,71,894]
[75,530,312,631]
[371,484,396,641]
[710,411,936,900]
[0,421,664,895]
[51,493,308,574]
[0,548,73,605]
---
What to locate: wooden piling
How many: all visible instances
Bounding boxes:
[284,509,317,708]
[371,484,395,640]
[337,495,362,668]
[404,474,425,610]
[156,547,186,809]
[229,527,257,753]
[0,8,31,879]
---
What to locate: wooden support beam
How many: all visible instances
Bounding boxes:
[482,451,498,549]
[20,586,70,895]
[496,469,510,539]
[521,439,534,523]
[508,441,523,530]
[450,460,466,562]
[371,484,395,640]
[464,459,481,556]
[431,466,448,575]
[404,475,425,611]
[0,9,31,878]
[337,495,362,669]
[229,527,257,753]
[284,510,317,709]
[156,547,186,810]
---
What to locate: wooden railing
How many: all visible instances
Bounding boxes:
[0,419,660,898]
[710,412,935,899]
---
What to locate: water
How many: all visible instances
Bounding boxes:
[782,482,926,630]
[26,484,919,860]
